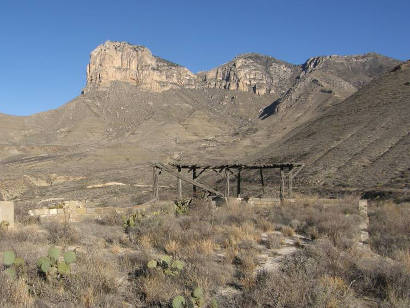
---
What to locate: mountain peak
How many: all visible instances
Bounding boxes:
[84,41,196,93]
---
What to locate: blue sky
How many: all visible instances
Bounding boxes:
[0,0,409,116]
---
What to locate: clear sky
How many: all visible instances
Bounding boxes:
[0,0,409,116]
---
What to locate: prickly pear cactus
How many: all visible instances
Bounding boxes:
[3,250,15,266]
[192,287,205,307]
[48,247,60,262]
[2,250,25,279]
[37,248,76,280]
[37,256,51,274]
[63,251,76,264]
[57,261,70,275]
[160,255,172,267]
[172,295,186,308]
[171,260,185,271]
[147,260,157,269]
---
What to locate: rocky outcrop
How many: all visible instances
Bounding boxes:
[84,41,197,93]
[83,41,399,105]
[197,53,300,95]
[301,53,400,87]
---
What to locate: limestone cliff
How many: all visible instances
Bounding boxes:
[84,41,197,93]
[83,41,399,106]
[197,53,300,95]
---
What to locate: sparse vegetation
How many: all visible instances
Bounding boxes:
[0,197,408,306]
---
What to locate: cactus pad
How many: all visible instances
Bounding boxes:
[172,295,186,308]
[40,260,51,273]
[160,255,172,266]
[14,257,24,267]
[48,247,60,262]
[171,260,185,271]
[57,262,70,275]
[63,251,76,264]
[192,287,204,299]
[147,260,157,269]
[3,250,16,266]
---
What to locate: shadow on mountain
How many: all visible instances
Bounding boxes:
[258,99,281,120]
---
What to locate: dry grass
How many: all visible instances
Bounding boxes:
[368,201,410,258]
[0,273,33,307]
[0,197,408,307]
[281,225,295,237]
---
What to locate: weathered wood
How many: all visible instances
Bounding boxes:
[152,163,224,197]
[287,164,304,198]
[177,166,182,199]
[225,170,230,197]
[260,168,265,194]
[288,174,293,198]
[280,167,285,201]
[162,162,304,199]
[172,163,303,170]
[152,167,159,200]
[192,167,197,195]
[237,169,241,198]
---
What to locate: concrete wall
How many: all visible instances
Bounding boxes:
[0,201,14,228]
[28,200,172,222]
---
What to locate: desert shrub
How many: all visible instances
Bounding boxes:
[96,210,123,226]
[265,199,361,249]
[44,220,80,246]
[262,233,283,249]
[368,201,410,258]
[0,272,33,306]
[236,240,357,307]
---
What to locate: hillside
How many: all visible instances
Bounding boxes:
[0,41,405,202]
[253,61,410,193]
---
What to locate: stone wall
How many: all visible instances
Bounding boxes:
[0,201,14,228]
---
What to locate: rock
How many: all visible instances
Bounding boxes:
[197,53,300,95]
[84,41,197,93]
[83,41,399,109]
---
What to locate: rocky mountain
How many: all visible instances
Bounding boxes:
[253,61,410,194]
[0,41,406,204]
[84,41,399,113]
[197,53,300,95]
[84,41,198,93]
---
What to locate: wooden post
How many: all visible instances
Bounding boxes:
[260,168,265,195]
[237,169,241,198]
[177,166,182,199]
[225,169,230,197]
[288,171,293,198]
[152,166,159,200]
[192,167,197,196]
[280,167,285,201]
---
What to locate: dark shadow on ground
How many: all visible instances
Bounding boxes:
[258,99,281,120]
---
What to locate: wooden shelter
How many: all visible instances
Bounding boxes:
[151,162,304,200]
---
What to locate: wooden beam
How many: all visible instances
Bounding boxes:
[280,167,285,201]
[260,168,265,195]
[237,169,241,198]
[152,166,159,200]
[192,167,197,196]
[152,163,224,197]
[177,166,182,199]
[288,173,293,198]
[225,169,230,197]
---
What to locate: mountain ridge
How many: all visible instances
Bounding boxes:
[0,42,407,203]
